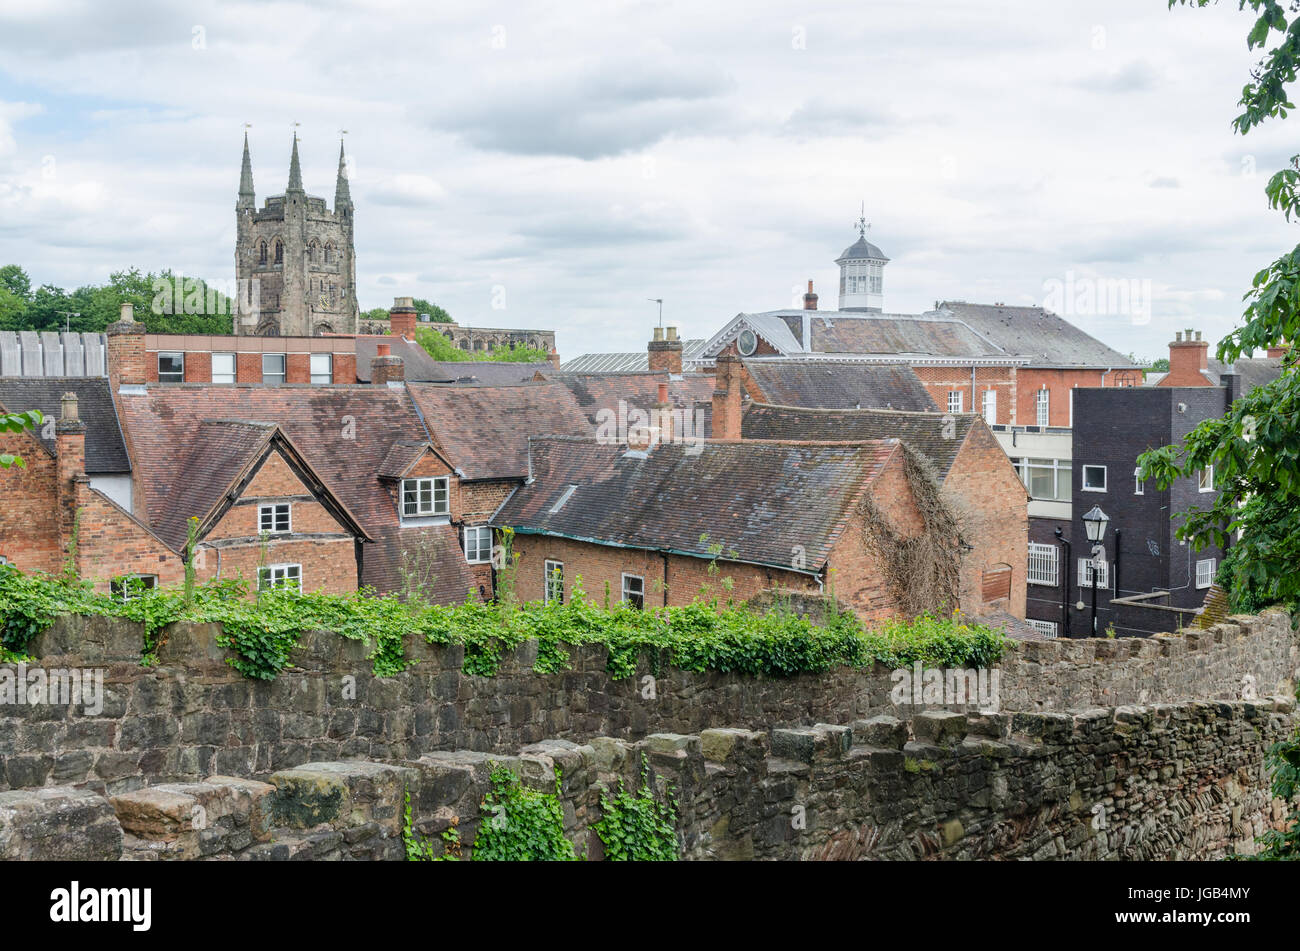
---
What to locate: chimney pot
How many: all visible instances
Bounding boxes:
[119,302,134,323]
[666,326,678,341]
[60,392,79,422]
[377,343,390,356]
[653,326,664,342]
[1195,330,1202,341]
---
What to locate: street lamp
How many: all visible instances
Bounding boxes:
[1081,505,1110,636]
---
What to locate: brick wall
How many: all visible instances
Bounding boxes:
[285,353,310,384]
[911,366,1016,423]
[1016,368,1107,427]
[0,431,61,572]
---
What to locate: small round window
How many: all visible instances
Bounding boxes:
[737,329,757,356]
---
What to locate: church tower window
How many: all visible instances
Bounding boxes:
[274,240,283,265]
[258,241,268,265]
[324,243,334,264]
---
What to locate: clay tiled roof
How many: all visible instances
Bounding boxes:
[741,403,977,481]
[493,436,898,571]
[115,385,475,601]
[742,360,937,411]
[408,373,716,481]
[0,377,130,473]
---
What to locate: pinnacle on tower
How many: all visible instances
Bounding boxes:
[238,130,255,209]
[334,138,352,210]
[287,133,304,194]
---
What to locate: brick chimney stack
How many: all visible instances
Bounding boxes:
[712,354,742,441]
[548,348,561,370]
[388,297,418,339]
[1267,341,1289,359]
[56,392,88,557]
[106,300,146,389]
[648,325,684,375]
[803,280,818,311]
[1159,328,1212,387]
[371,342,405,384]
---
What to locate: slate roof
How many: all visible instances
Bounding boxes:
[936,301,1137,368]
[0,377,130,473]
[741,403,977,481]
[808,314,1004,358]
[493,436,898,571]
[115,384,476,601]
[560,339,710,373]
[742,360,938,411]
[353,334,543,384]
[1211,356,1283,394]
[836,235,888,262]
[408,373,716,481]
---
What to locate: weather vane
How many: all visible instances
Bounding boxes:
[291,120,301,140]
[857,201,870,237]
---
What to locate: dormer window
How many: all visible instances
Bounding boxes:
[402,476,449,518]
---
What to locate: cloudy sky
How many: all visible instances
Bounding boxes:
[0,0,1295,361]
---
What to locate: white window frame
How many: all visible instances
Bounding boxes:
[947,390,963,414]
[464,525,492,564]
[1027,618,1058,638]
[1134,467,1144,495]
[157,351,185,383]
[401,476,449,518]
[1196,558,1216,589]
[212,352,236,383]
[262,352,286,384]
[1082,464,1107,493]
[1198,466,1215,493]
[259,503,291,534]
[310,352,333,384]
[1078,558,1109,588]
[621,573,645,609]
[258,563,301,592]
[111,574,158,601]
[544,560,564,604]
[981,389,996,425]
[1011,457,1072,502]
[1027,542,1059,586]
[1036,388,1050,427]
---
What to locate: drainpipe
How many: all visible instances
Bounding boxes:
[1054,526,1071,637]
[661,552,669,607]
[970,365,977,415]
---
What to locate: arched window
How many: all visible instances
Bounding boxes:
[258,241,268,265]
[307,241,317,263]
[324,243,334,264]
[274,240,283,265]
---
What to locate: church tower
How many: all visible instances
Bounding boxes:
[234,132,360,336]
[836,208,888,313]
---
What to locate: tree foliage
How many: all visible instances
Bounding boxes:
[1139,1,1300,614]
[0,408,41,470]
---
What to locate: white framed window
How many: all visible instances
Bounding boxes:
[212,352,236,383]
[1027,618,1058,638]
[1198,466,1214,493]
[1078,558,1109,588]
[258,563,301,592]
[1010,457,1072,502]
[259,503,291,534]
[982,389,996,425]
[621,573,645,610]
[0,555,7,566]
[1068,387,1075,428]
[1134,467,1144,495]
[111,574,158,601]
[464,525,492,564]
[544,560,564,604]
[1027,542,1059,586]
[1036,388,1050,427]
[401,476,449,518]
[158,352,184,383]
[262,353,286,384]
[1082,464,1107,492]
[947,391,963,414]
[1196,558,1216,589]
[310,352,333,384]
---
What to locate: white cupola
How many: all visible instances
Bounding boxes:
[836,209,888,312]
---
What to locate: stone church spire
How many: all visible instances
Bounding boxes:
[237,130,255,209]
[286,133,304,194]
[334,138,352,210]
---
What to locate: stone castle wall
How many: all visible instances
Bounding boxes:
[3,698,1293,861]
[0,608,1293,799]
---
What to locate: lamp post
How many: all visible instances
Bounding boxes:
[1081,505,1110,636]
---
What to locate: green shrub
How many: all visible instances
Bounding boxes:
[470,766,576,861]
[593,757,679,861]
